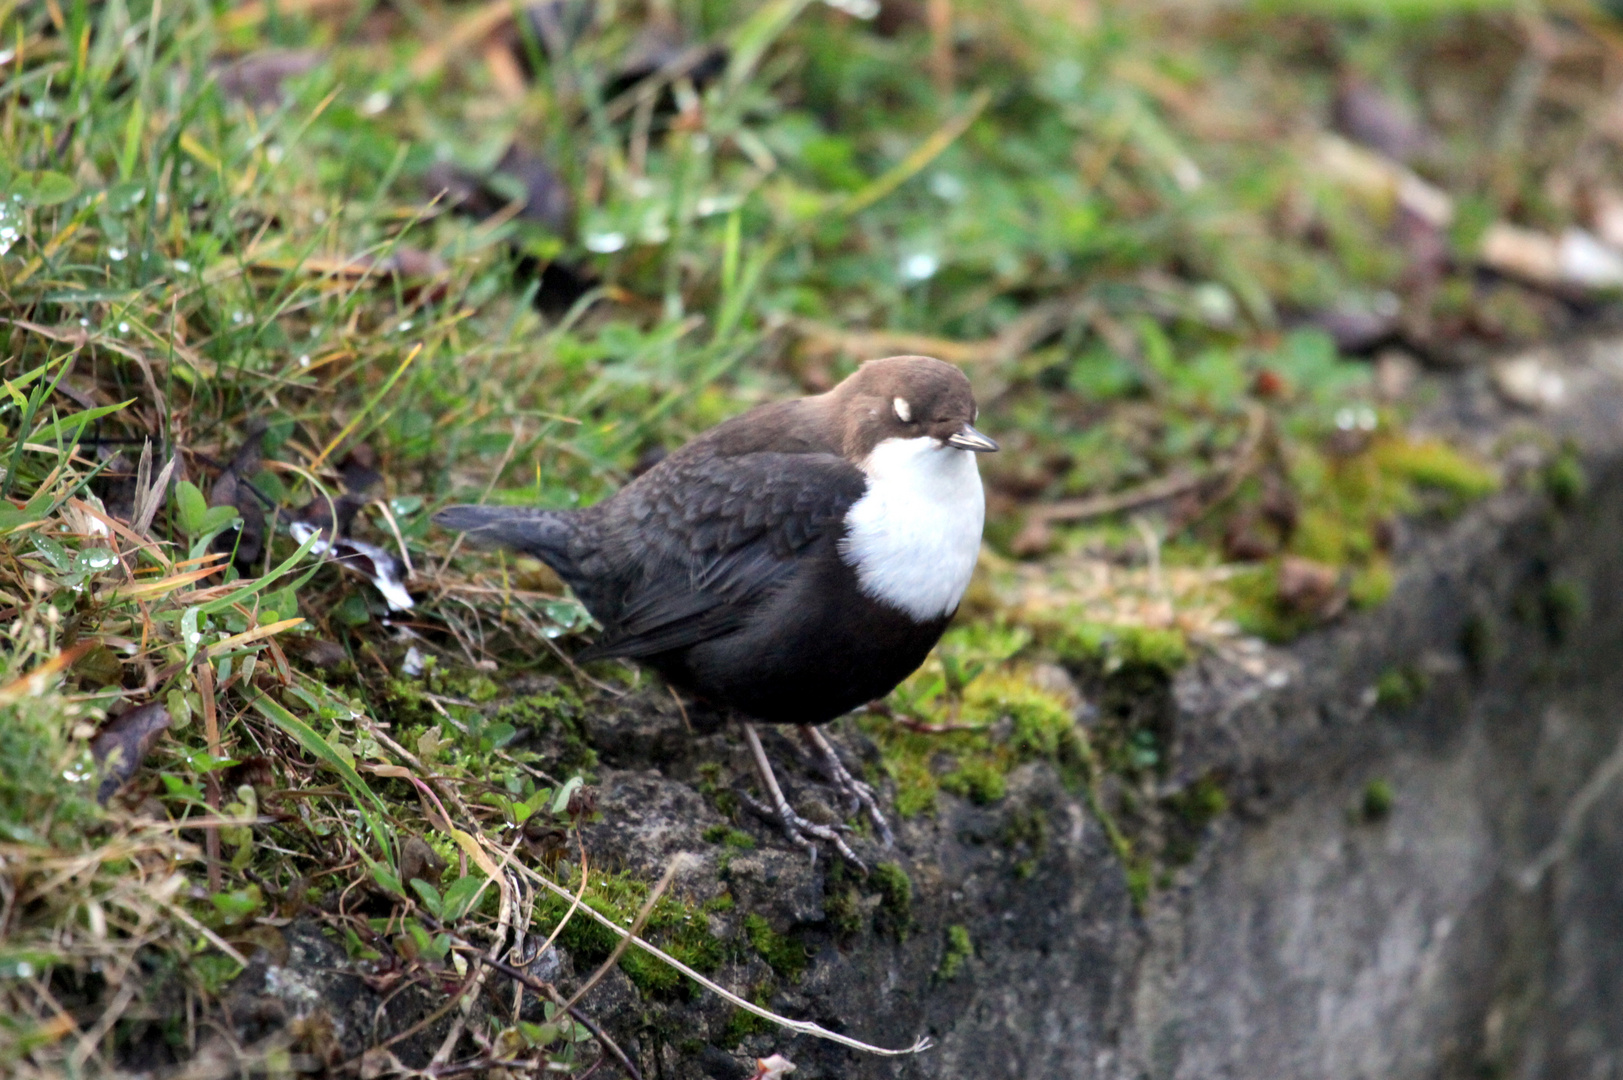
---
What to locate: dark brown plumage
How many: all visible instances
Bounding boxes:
[436,355,997,860]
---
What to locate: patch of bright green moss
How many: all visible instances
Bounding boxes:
[1374,438,1499,510]
[535,871,722,998]
[1543,444,1586,509]
[940,758,1006,804]
[1003,806,1049,880]
[702,824,756,850]
[863,662,1089,819]
[743,914,808,981]
[823,863,864,936]
[1227,566,1317,644]
[1348,559,1394,609]
[889,752,941,818]
[1049,621,1189,675]
[722,987,776,1045]
[1166,774,1229,828]
[1375,665,1428,709]
[871,862,913,942]
[1228,436,1497,643]
[1361,779,1395,821]
[966,672,1078,759]
[936,924,973,982]
[494,687,596,774]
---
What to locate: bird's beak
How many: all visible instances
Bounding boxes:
[947,424,999,453]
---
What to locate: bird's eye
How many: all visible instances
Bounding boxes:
[892,397,913,423]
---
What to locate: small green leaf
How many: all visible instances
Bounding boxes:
[343,927,382,961]
[409,879,443,918]
[210,885,263,922]
[29,535,73,572]
[250,693,390,818]
[201,505,240,533]
[166,688,194,730]
[550,776,584,816]
[371,864,404,898]
[440,874,486,921]
[262,587,299,623]
[23,170,78,205]
[516,1021,563,1048]
[175,481,208,534]
[0,505,41,533]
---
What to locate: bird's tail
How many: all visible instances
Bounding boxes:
[433,504,574,564]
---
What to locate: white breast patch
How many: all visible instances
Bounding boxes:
[838,436,986,621]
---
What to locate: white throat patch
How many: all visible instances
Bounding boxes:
[838,436,986,621]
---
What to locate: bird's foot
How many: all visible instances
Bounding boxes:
[736,789,865,871]
[799,725,894,848]
[739,722,867,870]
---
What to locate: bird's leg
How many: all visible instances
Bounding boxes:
[798,725,894,849]
[738,721,866,870]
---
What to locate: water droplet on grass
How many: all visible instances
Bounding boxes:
[901,252,940,281]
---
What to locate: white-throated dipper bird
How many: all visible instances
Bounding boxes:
[435,355,996,863]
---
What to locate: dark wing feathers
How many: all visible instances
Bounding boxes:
[439,451,866,661]
[575,451,866,661]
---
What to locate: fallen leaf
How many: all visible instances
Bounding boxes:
[298,639,349,670]
[73,643,124,688]
[214,50,324,108]
[294,447,380,540]
[1276,556,1346,622]
[400,836,447,887]
[1332,71,1435,163]
[425,145,572,234]
[358,1047,406,1080]
[607,20,728,104]
[231,924,290,965]
[1222,514,1275,563]
[518,820,570,870]
[1301,303,1399,354]
[210,423,269,571]
[91,702,172,804]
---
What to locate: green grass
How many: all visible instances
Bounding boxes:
[0,0,1587,1070]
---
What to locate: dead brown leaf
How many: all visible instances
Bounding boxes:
[91,702,172,805]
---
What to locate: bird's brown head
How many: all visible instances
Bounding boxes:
[828,355,998,461]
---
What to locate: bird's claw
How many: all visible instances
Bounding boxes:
[738,789,866,872]
[800,726,895,848]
